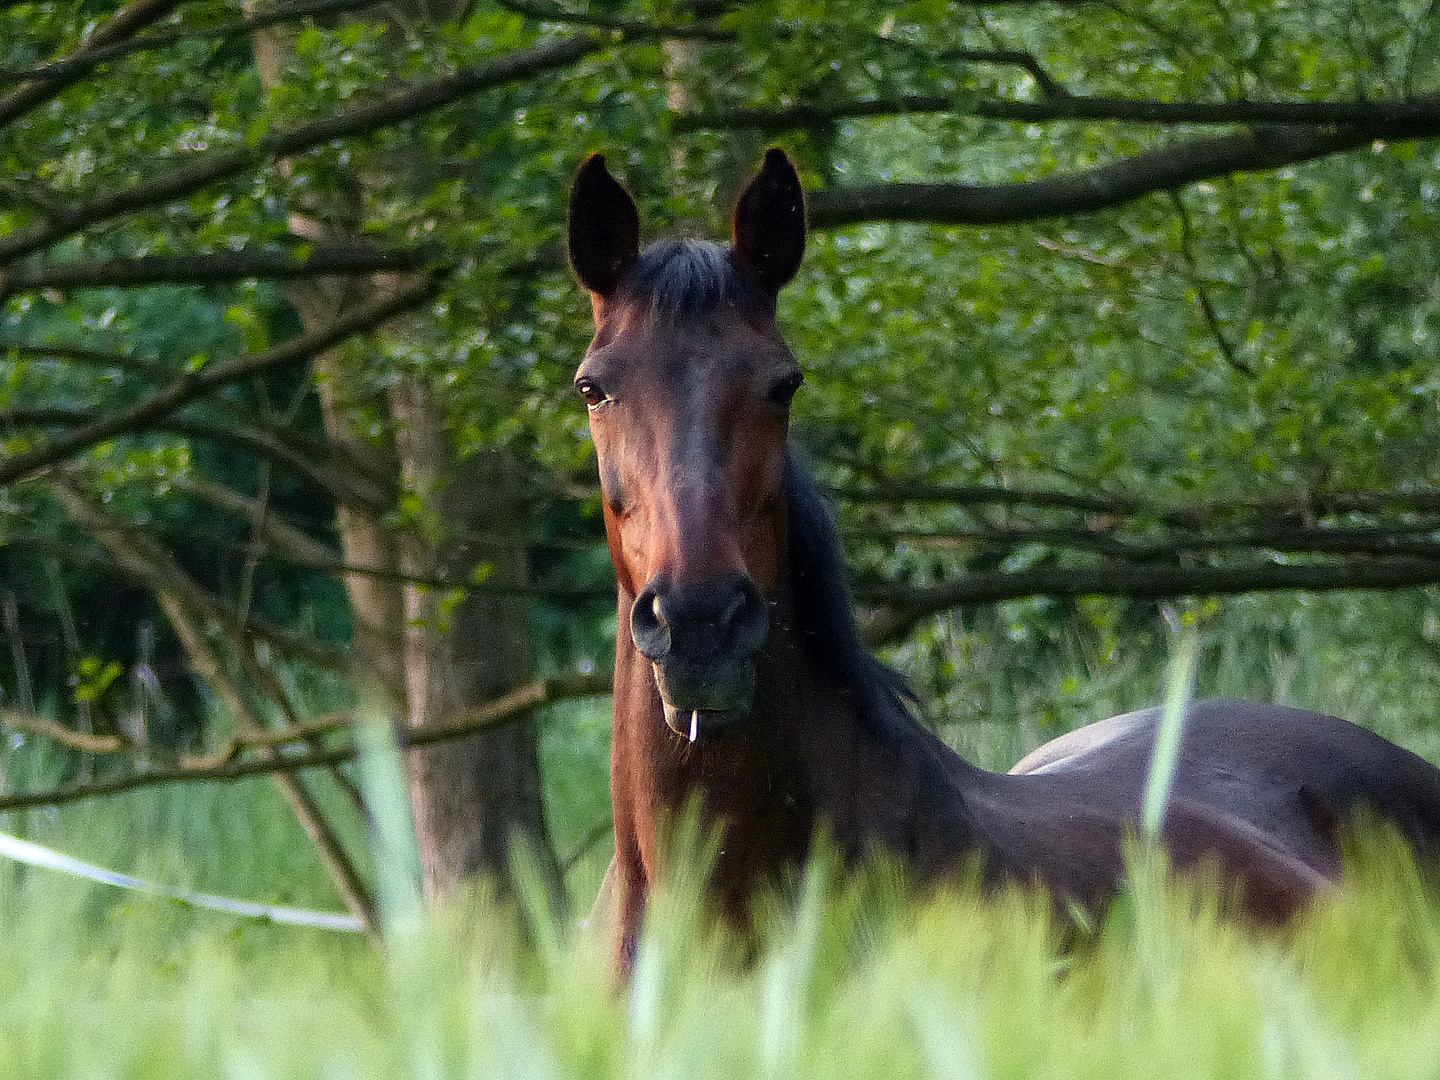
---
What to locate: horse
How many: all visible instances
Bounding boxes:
[567,147,1440,970]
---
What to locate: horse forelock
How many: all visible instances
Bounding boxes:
[618,239,769,322]
[784,451,923,744]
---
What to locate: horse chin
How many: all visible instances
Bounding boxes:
[661,700,749,741]
[649,659,756,742]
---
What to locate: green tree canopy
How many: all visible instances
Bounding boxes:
[3,0,1440,914]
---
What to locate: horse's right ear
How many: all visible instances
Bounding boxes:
[569,154,640,299]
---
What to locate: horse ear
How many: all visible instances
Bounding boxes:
[569,154,640,298]
[732,147,806,291]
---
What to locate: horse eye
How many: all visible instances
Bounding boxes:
[576,379,610,409]
[766,372,804,408]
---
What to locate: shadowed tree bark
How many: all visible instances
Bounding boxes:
[251,9,564,908]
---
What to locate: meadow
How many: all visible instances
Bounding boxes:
[3,592,1440,1079]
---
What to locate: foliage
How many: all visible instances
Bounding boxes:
[2,0,1440,912]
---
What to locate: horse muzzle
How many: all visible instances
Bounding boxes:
[631,575,769,741]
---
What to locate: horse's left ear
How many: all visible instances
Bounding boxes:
[732,148,806,291]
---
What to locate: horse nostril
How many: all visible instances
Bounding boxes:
[725,579,769,657]
[631,583,672,659]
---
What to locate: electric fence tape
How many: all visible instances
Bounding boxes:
[0,831,364,931]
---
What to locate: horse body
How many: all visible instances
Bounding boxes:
[1012,698,1440,872]
[568,148,1440,969]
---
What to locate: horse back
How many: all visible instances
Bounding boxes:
[1009,697,1440,871]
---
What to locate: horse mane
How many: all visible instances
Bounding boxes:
[784,451,923,744]
[619,239,771,321]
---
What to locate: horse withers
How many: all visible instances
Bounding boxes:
[568,147,1440,970]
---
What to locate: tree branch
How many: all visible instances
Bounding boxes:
[836,482,1440,527]
[0,709,126,754]
[496,0,732,38]
[0,0,183,128]
[0,0,378,85]
[676,92,1440,133]
[860,557,1440,643]
[0,674,611,812]
[0,273,438,488]
[51,479,378,931]
[0,527,517,608]
[858,521,1440,562]
[836,481,1133,514]
[168,474,337,569]
[0,518,354,675]
[0,34,602,264]
[935,47,1068,97]
[0,342,394,506]
[3,244,435,293]
[1169,190,1253,377]
[1,405,391,512]
[806,125,1430,227]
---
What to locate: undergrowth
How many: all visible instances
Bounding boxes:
[0,828,1438,1079]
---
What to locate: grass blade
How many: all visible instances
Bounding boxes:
[1142,615,1200,840]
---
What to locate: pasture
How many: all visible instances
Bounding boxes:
[4,596,1439,1080]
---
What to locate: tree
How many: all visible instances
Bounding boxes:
[3,0,1439,916]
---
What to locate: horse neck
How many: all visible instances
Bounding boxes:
[608,582,985,896]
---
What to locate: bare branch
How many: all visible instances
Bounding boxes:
[4,244,435,293]
[836,482,1440,527]
[561,814,614,873]
[0,527,501,607]
[1170,190,1253,377]
[0,521,354,674]
[857,522,1440,562]
[0,342,174,377]
[806,126,1416,227]
[0,674,611,812]
[676,91,1440,133]
[169,475,337,569]
[1,592,34,715]
[0,709,127,754]
[52,478,377,931]
[0,342,394,506]
[0,274,438,488]
[836,481,1133,514]
[860,558,1440,643]
[1,405,392,511]
[935,47,1068,97]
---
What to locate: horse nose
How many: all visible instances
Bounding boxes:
[631,577,769,662]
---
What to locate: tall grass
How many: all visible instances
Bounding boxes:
[2,596,1439,1077]
[1,825,1438,1079]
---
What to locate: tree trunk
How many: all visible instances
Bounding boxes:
[251,19,564,909]
[389,381,558,899]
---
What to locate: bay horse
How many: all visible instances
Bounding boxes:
[568,148,1440,969]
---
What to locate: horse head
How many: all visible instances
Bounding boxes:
[568,149,807,741]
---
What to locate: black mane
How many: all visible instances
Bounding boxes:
[785,451,921,743]
[619,239,770,321]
